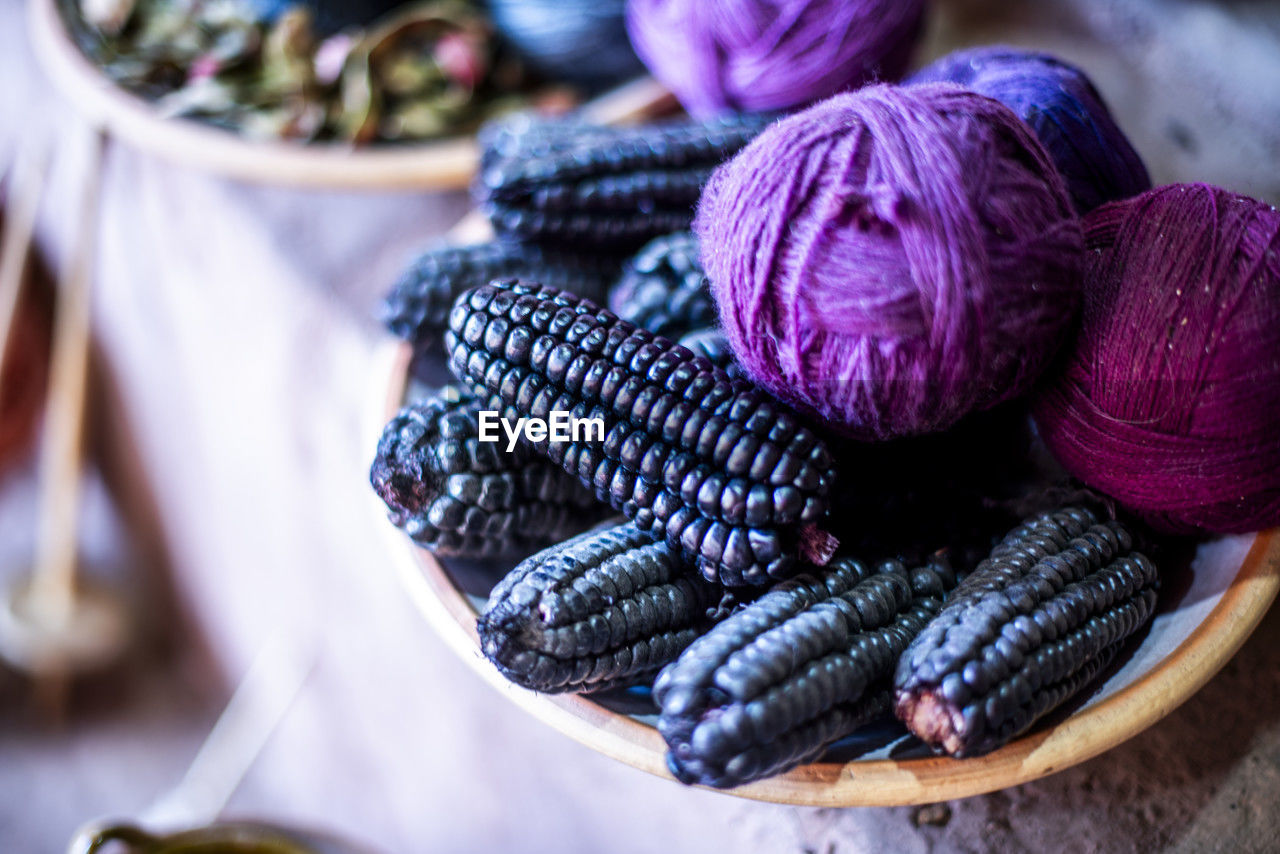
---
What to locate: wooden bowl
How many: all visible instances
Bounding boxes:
[375,343,1280,806]
[29,0,675,190]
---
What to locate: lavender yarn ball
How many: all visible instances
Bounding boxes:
[625,0,926,116]
[695,84,1084,440]
[1034,184,1280,535]
[909,46,1151,214]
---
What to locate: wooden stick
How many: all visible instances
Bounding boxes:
[67,632,317,849]
[143,631,318,829]
[0,147,50,399]
[29,132,106,628]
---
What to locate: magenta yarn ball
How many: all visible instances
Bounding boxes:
[695,84,1085,440]
[625,0,926,116]
[1034,184,1280,534]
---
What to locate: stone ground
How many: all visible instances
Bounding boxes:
[2,0,1279,851]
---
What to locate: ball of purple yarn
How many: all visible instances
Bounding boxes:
[625,0,926,116]
[909,46,1151,214]
[696,84,1084,440]
[1034,184,1280,534]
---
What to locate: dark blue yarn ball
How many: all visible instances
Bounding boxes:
[487,0,644,90]
[909,46,1151,213]
[244,0,404,35]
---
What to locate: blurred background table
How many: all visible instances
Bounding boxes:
[2,0,1279,851]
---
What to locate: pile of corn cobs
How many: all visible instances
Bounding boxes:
[371,112,1162,789]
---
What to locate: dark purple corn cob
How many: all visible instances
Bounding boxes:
[371,386,607,558]
[677,328,740,377]
[894,506,1159,757]
[475,113,775,250]
[609,231,716,339]
[478,523,732,693]
[446,279,837,586]
[477,114,620,172]
[654,554,957,788]
[381,241,622,350]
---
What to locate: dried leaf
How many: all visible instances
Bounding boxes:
[62,0,539,144]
